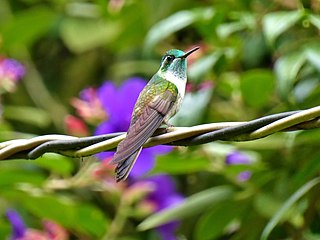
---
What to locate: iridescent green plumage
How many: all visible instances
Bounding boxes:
[111,47,199,182]
[131,76,178,124]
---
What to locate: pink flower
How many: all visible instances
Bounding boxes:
[64,115,89,136]
[71,87,107,125]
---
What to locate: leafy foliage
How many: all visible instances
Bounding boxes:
[1,0,320,239]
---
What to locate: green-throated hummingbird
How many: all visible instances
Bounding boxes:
[111,47,199,182]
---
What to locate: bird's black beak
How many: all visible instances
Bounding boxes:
[180,46,200,58]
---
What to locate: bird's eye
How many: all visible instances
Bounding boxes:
[166,55,174,62]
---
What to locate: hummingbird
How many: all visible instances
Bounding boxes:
[111,47,199,182]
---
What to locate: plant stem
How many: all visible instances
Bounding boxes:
[103,197,129,240]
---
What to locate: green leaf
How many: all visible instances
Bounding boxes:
[60,17,121,53]
[0,223,10,240]
[304,232,320,240]
[242,32,268,68]
[216,12,255,39]
[305,44,320,71]
[3,105,51,128]
[309,14,320,29]
[0,169,45,187]
[152,150,210,174]
[240,69,275,108]
[34,153,74,176]
[1,7,56,49]
[138,186,234,231]
[261,177,320,240]
[274,50,306,98]
[216,22,247,39]
[171,87,212,126]
[293,77,318,103]
[74,204,109,237]
[195,200,246,240]
[262,11,304,46]
[292,154,320,187]
[254,193,301,222]
[144,8,215,54]
[110,60,159,79]
[3,190,109,237]
[23,195,75,226]
[188,51,223,82]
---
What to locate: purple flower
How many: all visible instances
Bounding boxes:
[237,170,252,182]
[226,151,252,165]
[0,58,25,82]
[0,58,25,93]
[5,209,26,239]
[226,151,252,182]
[95,77,172,178]
[5,209,68,240]
[144,174,184,240]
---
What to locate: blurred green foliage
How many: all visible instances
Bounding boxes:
[1,0,320,239]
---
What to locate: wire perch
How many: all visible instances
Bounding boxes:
[0,106,320,161]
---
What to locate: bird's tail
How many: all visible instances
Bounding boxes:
[113,147,142,182]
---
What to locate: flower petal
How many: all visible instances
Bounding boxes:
[162,194,184,209]
[149,145,173,155]
[118,78,146,110]
[2,59,25,81]
[146,174,177,203]
[5,208,26,239]
[94,121,117,135]
[43,220,68,240]
[237,171,252,182]
[98,81,120,124]
[96,151,114,161]
[156,223,179,240]
[226,151,251,165]
[116,78,147,130]
[129,149,155,178]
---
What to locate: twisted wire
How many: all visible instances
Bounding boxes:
[0,106,319,161]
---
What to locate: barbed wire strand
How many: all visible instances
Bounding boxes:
[0,107,319,161]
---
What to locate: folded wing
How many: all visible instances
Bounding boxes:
[111,90,176,181]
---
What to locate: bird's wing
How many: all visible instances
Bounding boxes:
[111,89,177,165]
[114,147,142,182]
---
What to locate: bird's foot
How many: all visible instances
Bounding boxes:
[164,120,174,128]
[153,121,175,136]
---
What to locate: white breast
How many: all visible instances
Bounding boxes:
[162,70,187,99]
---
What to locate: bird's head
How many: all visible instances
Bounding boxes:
[159,47,199,76]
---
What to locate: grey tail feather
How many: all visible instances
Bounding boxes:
[115,147,142,182]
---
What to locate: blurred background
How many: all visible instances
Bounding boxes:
[1,0,320,239]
